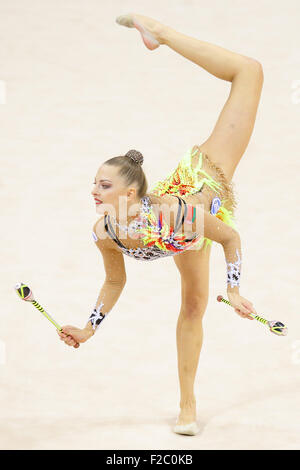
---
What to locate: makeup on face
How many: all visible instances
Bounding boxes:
[92,178,113,204]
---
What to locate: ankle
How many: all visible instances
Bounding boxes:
[159,25,175,46]
[156,25,172,46]
[180,397,196,409]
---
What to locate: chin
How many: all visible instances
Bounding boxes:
[96,205,105,215]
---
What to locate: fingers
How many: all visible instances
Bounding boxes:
[235,308,254,320]
[61,334,74,346]
[241,300,257,315]
[233,298,256,318]
[244,312,254,320]
[65,335,75,346]
[57,329,78,347]
[241,307,254,318]
[63,336,79,348]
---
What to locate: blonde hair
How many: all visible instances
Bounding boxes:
[104,149,148,199]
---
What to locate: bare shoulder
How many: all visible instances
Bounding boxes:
[92,216,117,251]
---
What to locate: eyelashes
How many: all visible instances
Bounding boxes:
[93,183,111,189]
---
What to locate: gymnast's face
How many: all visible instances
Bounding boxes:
[92,164,138,217]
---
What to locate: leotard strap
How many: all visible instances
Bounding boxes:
[172,196,188,234]
[104,214,127,249]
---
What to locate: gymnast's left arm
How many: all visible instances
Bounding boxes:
[201,208,258,320]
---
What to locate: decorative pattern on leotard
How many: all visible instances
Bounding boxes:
[151,146,222,196]
[99,145,238,261]
[150,145,238,251]
[104,195,200,261]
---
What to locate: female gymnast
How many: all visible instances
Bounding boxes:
[57,14,264,436]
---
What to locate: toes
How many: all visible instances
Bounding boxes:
[116,15,134,28]
[116,14,160,50]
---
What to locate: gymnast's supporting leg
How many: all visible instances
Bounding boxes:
[173,245,212,433]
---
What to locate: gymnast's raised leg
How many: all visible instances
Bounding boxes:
[116,13,263,181]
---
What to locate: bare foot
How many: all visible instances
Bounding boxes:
[116,13,166,50]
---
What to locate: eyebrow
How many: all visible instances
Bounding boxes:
[94,179,112,183]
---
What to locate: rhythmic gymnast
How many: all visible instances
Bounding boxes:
[57,14,264,436]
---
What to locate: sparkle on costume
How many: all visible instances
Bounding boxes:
[88,302,107,331]
[100,146,238,261]
[226,249,242,288]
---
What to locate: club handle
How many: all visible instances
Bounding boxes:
[217,295,266,322]
[31,300,62,331]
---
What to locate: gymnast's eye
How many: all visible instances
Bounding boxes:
[93,182,110,189]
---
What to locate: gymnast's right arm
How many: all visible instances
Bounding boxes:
[57,219,126,348]
[84,221,127,337]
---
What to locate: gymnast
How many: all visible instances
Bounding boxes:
[57,13,263,436]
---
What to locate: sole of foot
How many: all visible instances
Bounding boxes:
[116,13,161,50]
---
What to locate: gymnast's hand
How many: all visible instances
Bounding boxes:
[57,325,93,348]
[227,293,257,320]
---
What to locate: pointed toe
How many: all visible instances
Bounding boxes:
[116,14,134,28]
[115,13,160,50]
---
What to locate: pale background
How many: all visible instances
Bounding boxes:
[1,0,300,450]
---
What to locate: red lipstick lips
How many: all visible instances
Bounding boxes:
[94,198,102,204]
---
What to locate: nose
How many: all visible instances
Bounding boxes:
[91,186,99,197]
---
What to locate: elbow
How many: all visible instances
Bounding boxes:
[222,227,240,247]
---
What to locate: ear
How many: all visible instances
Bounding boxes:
[127,187,137,199]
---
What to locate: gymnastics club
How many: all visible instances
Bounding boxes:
[217,295,288,336]
[14,282,62,331]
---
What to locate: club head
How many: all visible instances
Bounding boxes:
[14,283,33,301]
[268,320,288,336]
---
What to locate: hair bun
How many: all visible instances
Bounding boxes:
[125,149,144,166]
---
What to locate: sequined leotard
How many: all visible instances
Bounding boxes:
[99,145,237,261]
[89,145,242,330]
[103,194,200,261]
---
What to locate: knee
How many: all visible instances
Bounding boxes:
[181,295,208,319]
[245,57,264,82]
